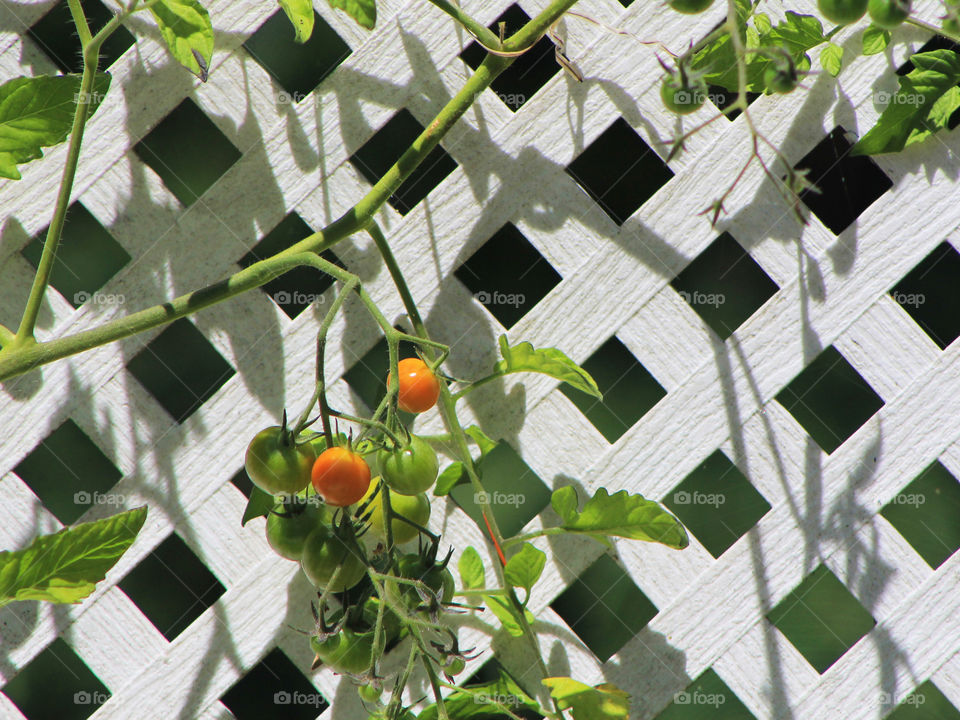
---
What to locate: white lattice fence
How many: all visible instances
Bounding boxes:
[3,0,960,718]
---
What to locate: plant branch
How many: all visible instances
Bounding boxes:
[425,0,503,49]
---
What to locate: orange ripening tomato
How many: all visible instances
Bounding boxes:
[388,357,441,413]
[312,447,371,506]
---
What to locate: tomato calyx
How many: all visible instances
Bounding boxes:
[762,51,800,94]
[658,57,708,115]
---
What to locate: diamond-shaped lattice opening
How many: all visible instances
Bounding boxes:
[550,554,657,663]
[230,467,254,498]
[559,336,666,443]
[21,202,131,309]
[565,117,674,225]
[454,223,562,329]
[126,319,235,424]
[243,9,351,100]
[221,647,327,720]
[885,680,960,719]
[119,532,225,641]
[342,333,418,411]
[774,345,884,455]
[348,109,458,215]
[238,213,345,319]
[671,232,778,340]
[708,85,760,121]
[13,419,122,525]
[794,126,893,235]
[449,442,552,537]
[653,668,757,720]
[890,241,960,350]
[27,0,134,74]
[1,638,110,720]
[133,98,241,206]
[767,564,875,674]
[663,450,771,559]
[881,461,960,569]
[459,4,559,111]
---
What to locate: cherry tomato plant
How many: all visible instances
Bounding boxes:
[1,0,958,716]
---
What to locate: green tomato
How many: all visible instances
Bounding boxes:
[359,595,403,643]
[265,500,328,560]
[300,525,367,592]
[245,426,315,496]
[818,0,868,25]
[661,76,707,115]
[763,62,799,94]
[668,0,714,13]
[355,480,431,545]
[396,554,455,607]
[867,0,910,27]
[444,657,466,676]
[357,684,382,703]
[377,435,439,495]
[311,628,375,675]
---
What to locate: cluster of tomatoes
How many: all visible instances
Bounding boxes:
[659,0,915,117]
[242,357,463,680]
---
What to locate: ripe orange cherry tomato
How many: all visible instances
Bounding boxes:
[388,358,441,413]
[312,447,371,506]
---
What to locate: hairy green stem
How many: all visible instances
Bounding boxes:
[907,16,960,43]
[426,0,503,49]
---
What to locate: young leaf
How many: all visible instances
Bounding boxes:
[419,670,540,720]
[484,593,534,636]
[0,506,147,607]
[150,0,214,81]
[767,12,824,54]
[494,335,601,399]
[241,485,275,526]
[907,86,960,146]
[465,425,497,458]
[853,50,960,155]
[279,0,315,42]
[328,0,376,29]
[542,678,630,720]
[862,25,891,55]
[550,486,688,549]
[459,545,485,589]
[0,73,111,180]
[820,43,843,76]
[504,542,546,597]
[433,462,465,496]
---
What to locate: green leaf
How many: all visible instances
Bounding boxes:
[862,25,891,55]
[754,12,772,35]
[278,0,315,42]
[419,670,541,720]
[853,50,960,155]
[767,12,824,54]
[0,507,147,607]
[504,543,546,597]
[484,593,534,636]
[458,545,484,589]
[150,0,214,81]
[907,85,960,145]
[328,0,375,29]
[433,462,465,496]
[494,335,601,399]
[550,486,688,549]
[542,678,630,720]
[465,425,497,458]
[0,73,111,180]
[241,485,275,526]
[820,43,843,76]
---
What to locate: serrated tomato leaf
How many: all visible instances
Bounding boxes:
[150,0,214,80]
[0,73,111,180]
[862,25,890,55]
[279,0,315,42]
[494,335,601,399]
[820,43,843,76]
[328,0,375,29]
[458,545,484,589]
[433,461,465,496]
[504,542,546,597]
[419,670,541,720]
[0,506,147,607]
[853,50,960,155]
[542,677,630,720]
[550,486,688,549]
